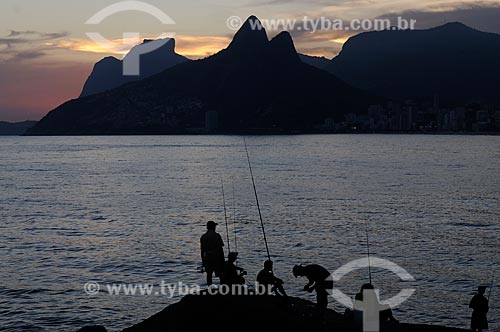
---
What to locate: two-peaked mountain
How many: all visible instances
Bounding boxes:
[326,23,500,104]
[80,39,189,97]
[27,16,376,135]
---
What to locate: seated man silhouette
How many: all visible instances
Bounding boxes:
[221,252,247,286]
[293,264,333,308]
[469,286,489,332]
[353,283,398,331]
[256,260,288,297]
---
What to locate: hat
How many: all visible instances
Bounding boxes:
[207,221,218,229]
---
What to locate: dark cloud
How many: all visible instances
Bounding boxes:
[8,30,38,37]
[0,30,69,46]
[0,38,26,46]
[0,30,69,62]
[0,46,49,62]
[10,50,47,61]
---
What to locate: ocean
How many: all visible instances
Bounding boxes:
[1,135,499,331]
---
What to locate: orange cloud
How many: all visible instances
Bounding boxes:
[175,35,231,59]
[47,37,139,56]
[49,35,232,60]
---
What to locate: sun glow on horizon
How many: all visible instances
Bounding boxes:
[47,35,232,60]
[330,36,351,44]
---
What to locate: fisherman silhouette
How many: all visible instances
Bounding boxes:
[200,221,225,286]
[221,252,247,286]
[470,286,489,332]
[256,260,288,297]
[293,264,333,308]
[352,283,399,330]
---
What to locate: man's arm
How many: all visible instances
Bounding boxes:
[469,296,476,309]
[200,237,205,267]
[273,276,284,285]
[217,234,224,248]
[304,278,315,292]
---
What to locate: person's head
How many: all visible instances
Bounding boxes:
[293,265,305,277]
[206,221,217,231]
[478,286,487,295]
[264,260,273,271]
[228,252,238,263]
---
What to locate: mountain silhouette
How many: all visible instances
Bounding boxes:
[0,121,37,135]
[27,16,377,135]
[325,22,500,104]
[298,54,330,69]
[80,38,189,97]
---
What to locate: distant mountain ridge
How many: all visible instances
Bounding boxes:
[27,16,376,135]
[80,38,189,97]
[326,22,500,104]
[298,54,330,69]
[0,121,37,135]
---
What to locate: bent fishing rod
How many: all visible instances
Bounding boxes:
[243,137,271,262]
[219,172,231,253]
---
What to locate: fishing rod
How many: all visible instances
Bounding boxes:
[365,219,373,285]
[243,137,271,262]
[232,181,238,253]
[488,270,495,300]
[487,271,497,332]
[219,172,231,253]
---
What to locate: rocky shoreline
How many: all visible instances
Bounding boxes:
[76,294,468,332]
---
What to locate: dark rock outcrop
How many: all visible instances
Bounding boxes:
[80,39,189,97]
[76,326,107,332]
[299,54,331,69]
[119,295,467,332]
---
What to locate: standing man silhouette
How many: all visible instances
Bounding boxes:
[470,286,489,332]
[200,221,225,286]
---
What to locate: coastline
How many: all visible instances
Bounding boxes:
[16,131,500,137]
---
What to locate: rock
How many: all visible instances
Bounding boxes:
[76,326,107,332]
[121,294,467,332]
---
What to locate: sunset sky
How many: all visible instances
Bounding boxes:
[1,0,500,122]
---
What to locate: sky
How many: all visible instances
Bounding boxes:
[1,0,500,122]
